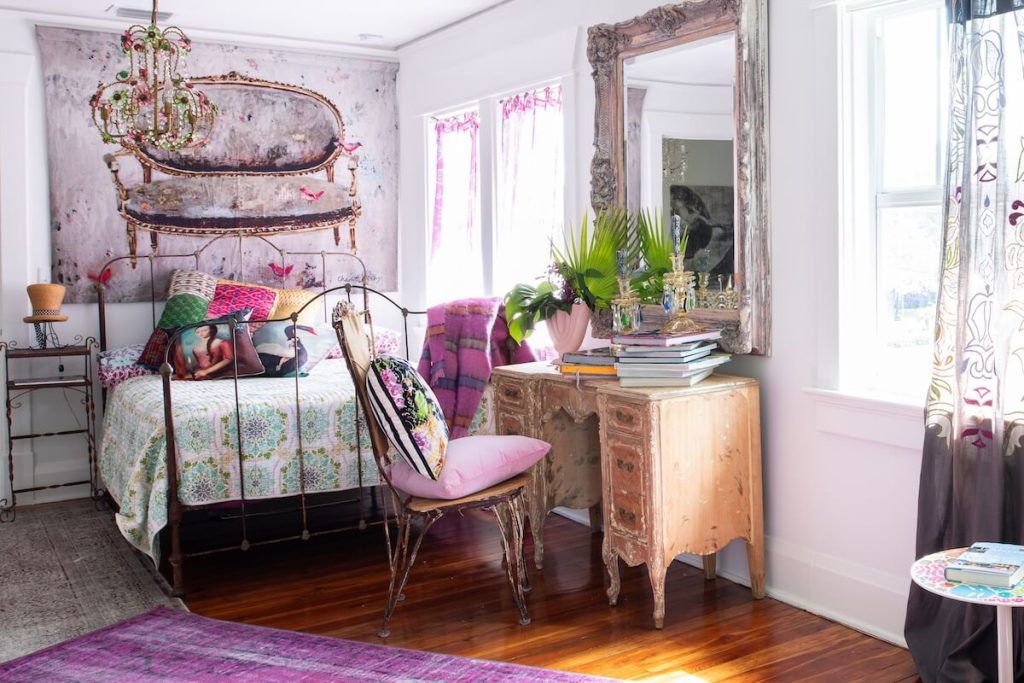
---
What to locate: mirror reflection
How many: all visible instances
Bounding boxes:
[623,31,737,283]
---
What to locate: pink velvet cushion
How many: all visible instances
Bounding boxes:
[386,435,549,500]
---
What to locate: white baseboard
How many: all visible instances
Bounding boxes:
[550,507,908,648]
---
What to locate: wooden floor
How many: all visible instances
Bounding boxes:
[181,506,919,682]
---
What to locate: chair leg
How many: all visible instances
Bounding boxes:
[379,510,440,639]
[494,495,531,626]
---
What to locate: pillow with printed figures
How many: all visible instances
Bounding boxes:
[138,270,217,369]
[365,355,448,480]
[251,321,337,377]
[170,310,264,381]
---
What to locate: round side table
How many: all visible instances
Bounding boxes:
[911,548,1024,683]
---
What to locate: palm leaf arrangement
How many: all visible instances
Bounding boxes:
[504,208,689,343]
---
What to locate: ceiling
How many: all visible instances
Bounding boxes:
[0,0,511,51]
[625,32,735,87]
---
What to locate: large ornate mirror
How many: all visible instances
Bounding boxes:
[588,0,770,355]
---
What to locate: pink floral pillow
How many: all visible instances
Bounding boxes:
[98,344,156,389]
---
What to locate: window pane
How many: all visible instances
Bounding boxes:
[881,9,941,190]
[874,204,941,396]
[428,110,482,304]
[494,85,564,297]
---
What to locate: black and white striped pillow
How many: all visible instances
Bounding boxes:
[365,356,448,480]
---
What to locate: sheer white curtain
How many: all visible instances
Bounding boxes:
[494,85,564,297]
[428,110,481,305]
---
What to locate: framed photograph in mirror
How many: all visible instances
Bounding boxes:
[588,0,770,355]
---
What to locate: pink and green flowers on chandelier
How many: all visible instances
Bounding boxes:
[91,4,215,152]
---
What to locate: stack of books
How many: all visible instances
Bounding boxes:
[611,329,729,388]
[944,542,1024,588]
[557,347,619,377]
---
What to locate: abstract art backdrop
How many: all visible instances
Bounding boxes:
[37,27,399,303]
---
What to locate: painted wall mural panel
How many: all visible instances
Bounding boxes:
[37,27,399,303]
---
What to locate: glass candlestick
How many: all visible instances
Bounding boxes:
[660,261,704,335]
[611,276,641,334]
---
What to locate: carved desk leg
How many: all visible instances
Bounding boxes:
[602,531,621,606]
[526,465,548,570]
[648,554,667,629]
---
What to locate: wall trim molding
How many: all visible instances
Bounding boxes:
[0,8,399,61]
[806,387,924,450]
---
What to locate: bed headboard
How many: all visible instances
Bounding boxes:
[92,234,418,357]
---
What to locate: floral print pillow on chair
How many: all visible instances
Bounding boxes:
[365,356,448,480]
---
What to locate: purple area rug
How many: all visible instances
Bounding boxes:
[0,607,620,682]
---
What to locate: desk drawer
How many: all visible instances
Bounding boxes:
[605,436,646,494]
[494,378,528,412]
[608,488,647,539]
[606,400,647,437]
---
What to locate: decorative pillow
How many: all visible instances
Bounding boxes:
[269,288,320,324]
[171,310,264,380]
[251,321,338,377]
[208,282,278,326]
[167,269,217,300]
[365,355,448,480]
[387,435,549,500]
[139,270,218,369]
[97,344,156,388]
[327,326,400,359]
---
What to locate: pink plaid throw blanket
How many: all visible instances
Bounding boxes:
[418,297,538,439]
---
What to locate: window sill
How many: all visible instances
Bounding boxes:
[803,388,924,450]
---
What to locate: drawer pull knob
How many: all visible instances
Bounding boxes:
[615,458,634,473]
[617,507,636,522]
[503,388,521,400]
[615,409,634,424]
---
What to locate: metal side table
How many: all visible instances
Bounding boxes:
[0,341,100,522]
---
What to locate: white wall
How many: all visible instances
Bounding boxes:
[398,0,923,646]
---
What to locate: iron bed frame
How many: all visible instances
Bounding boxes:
[94,236,423,597]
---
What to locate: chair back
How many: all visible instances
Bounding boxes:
[332,302,397,478]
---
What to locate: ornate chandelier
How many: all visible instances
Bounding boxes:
[90,0,215,151]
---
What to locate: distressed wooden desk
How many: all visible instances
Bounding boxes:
[491,362,764,628]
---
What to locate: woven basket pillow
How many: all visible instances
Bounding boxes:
[365,356,448,480]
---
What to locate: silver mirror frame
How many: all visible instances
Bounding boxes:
[588,0,770,355]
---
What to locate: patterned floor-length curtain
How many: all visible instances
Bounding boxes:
[905,1,1024,680]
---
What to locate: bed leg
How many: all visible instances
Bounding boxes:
[169,500,185,598]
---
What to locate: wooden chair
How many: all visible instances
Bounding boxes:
[332,302,532,638]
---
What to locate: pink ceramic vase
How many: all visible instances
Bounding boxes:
[547,302,591,355]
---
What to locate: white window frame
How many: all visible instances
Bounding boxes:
[839,0,946,402]
[424,75,574,301]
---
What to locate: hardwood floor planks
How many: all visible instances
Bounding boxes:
[181,506,918,681]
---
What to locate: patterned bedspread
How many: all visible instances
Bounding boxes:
[100,359,494,559]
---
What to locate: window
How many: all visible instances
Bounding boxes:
[494,85,564,296]
[427,108,482,304]
[842,0,946,401]
[426,83,566,306]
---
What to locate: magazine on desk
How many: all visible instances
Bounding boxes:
[944,542,1024,587]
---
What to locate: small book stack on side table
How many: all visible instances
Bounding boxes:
[0,342,101,522]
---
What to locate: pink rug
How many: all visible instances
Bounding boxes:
[0,607,620,682]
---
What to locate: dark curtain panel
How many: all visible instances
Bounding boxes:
[949,0,1024,23]
[906,5,1024,681]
